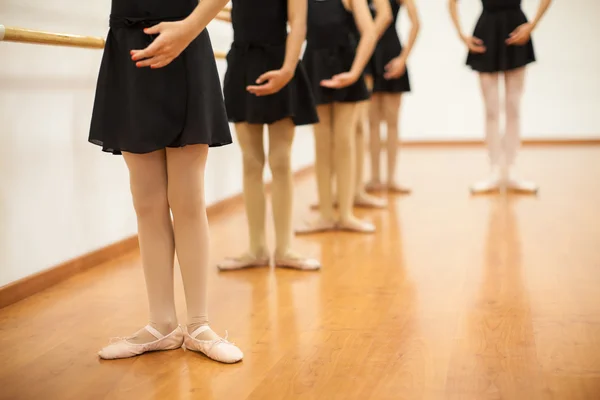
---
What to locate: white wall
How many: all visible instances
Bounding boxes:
[0,0,314,287]
[398,0,600,140]
[0,0,598,286]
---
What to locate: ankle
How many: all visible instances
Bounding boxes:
[149,321,179,335]
[248,246,269,258]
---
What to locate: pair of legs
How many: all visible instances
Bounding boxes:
[99,145,242,362]
[367,92,411,193]
[299,102,375,234]
[472,67,537,194]
[218,119,320,271]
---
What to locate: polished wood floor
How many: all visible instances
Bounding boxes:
[1,146,600,400]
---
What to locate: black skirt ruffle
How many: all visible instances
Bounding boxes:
[89,17,232,155]
[466,9,535,73]
[223,43,318,126]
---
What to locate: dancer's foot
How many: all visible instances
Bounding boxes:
[354,192,388,208]
[365,180,385,193]
[337,216,376,233]
[295,217,337,235]
[506,176,539,194]
[217,252,270,271]
[386,182,411,195]
[274,250,321,271]
[470,173,502,194]
[98,325,183,360]
[183,324,243,364]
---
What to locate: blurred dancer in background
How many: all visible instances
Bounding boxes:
[449,0,552,194]
[367,0,420,194]
[298,0,380,234]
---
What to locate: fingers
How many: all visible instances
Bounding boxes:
[246,84,275,96]
[143,23,163,36]
[131,40,161,62]
[256,70,277,84]
[473,37,484,45]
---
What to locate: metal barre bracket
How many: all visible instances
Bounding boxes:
[0,25,5,41]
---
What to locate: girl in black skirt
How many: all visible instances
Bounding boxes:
[449,0,552,194]
[215,0,321,271]
[366,0,420,194]
[91,0,242,363]
[298,0,379,234]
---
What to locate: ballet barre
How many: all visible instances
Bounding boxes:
[0,25,105,49]
[0,24,227,59]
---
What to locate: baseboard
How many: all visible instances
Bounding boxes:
[401,137,600,147]
[0,164,315,309]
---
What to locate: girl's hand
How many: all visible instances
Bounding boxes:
[506,23,533,46]
[384,56,406,80]
[131,20,196,69]
[246,68,294,96]
[320,71,359,89]
[463,36,486,54]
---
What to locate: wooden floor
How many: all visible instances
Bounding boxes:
[1,146,600,400]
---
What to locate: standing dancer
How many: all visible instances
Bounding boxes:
[216,0,321,271]
[298,0,380,234]
[366,0,420,194]
[449,0,552,194]
[91,0,243,363]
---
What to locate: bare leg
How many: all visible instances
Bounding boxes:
[504,67,537,193]
[119,150,178,344]
[383,93,410,194]
[471,72,502,194]
[367,93,385,191]
[296,105,337,234]
[333,102,375,233]
[268,119,320,270]
[217,123,270,270]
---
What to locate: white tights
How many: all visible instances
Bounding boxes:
[123,145,218,344]
[479,67,526,168]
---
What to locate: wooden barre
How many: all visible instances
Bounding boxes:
[0,25,226,59]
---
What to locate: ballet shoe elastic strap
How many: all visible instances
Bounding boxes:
[144,325,165,340]
[190,325,211,338]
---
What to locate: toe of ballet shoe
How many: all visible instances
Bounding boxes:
[98,326,184,360]
[183,335,244,364]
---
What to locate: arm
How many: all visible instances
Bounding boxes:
[383,0,419,79]
[320,0,377,88]
[448,0,486,53]
[506,0,552,45]
[370,0,393,39]
[448,0,465,42]
[398,0,419,61]
[132,0,231,68]
[246,0,307,96]
[215,10,232,23]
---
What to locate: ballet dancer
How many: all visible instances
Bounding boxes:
[366,0,420,194]
[309,0,392,211]
[449,0,552,194]
[298,0,380,234]
[216,0,321,271]
[89,0,243,363]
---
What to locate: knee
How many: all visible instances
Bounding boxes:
[505,97,521,119]
[484,104,500,122]
[268,147,292,178]
[167,184,204,219]
[131,185,169,219]
[242,149,265,177]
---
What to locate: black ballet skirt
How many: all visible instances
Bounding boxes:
[304,0,370,105]
[466,0,536,73]
[369,0,410,93]
[89,0,232,155]
[223,0,318,126]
